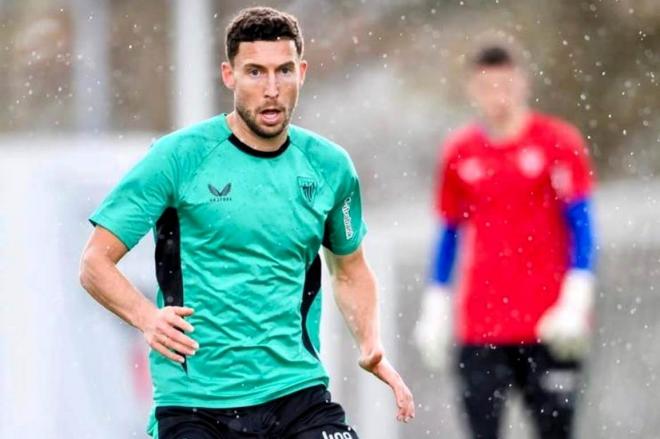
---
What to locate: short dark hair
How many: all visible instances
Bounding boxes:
[225,7,303,63]
[471,46,515,68]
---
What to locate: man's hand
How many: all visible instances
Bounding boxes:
[359,347,415,423]
[536,270,595,361]
[324,247,415,422]
[139,306,198,363]
[80,227,199,365]
[413,285,453,371]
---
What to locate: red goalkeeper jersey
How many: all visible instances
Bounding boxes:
[436,112,594,344]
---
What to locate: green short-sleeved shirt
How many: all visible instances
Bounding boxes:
[89,114,367,435]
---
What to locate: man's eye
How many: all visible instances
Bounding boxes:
[280,67,291,75]
[248,69,260,77]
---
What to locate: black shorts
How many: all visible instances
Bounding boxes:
[457,344,582,439]
[155,385,359,439]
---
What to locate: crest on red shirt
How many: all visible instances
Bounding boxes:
[518,147,545,178]
[457,157,485,184]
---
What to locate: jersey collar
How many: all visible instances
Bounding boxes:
[228,133,290,158]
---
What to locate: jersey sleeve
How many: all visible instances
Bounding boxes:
[429,224,459,285]
[550,123,595,203]
[89,138,179,250]
[565,198,596,270]
[322,154,367,255]
[435,141,466,225]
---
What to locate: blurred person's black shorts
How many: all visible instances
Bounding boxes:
[155,385,359,439]
[457,344,581,439]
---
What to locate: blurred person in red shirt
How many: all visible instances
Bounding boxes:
[414,40,596,439]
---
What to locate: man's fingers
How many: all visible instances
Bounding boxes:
[357,352,416,422]
[391,375,415,422]
[368,357,416,422]
[162,325,199,350]
[397,387,415,422]
[167,313,195,333]
[143,307,197,362]
[158,332,197,356]
[170,306,195,317]
[151,340,185,363]
[395,390,415,422]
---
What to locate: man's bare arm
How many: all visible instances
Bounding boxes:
[79,226,198,363]
[324,246,380,352]
[324,246,415,423]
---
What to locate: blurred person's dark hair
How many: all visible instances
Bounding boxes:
[468,31,527,70]
[472,46,514,68]
[225,7,303,63]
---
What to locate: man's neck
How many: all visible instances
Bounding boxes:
[484,108,531,144]
[226,111,288,152]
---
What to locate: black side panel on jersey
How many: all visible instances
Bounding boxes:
[301,255,322,359]
[321,220,334,253]
[155,207,187,372]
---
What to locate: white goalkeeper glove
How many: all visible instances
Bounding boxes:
[413,285,453,371]
[536,269,595,361]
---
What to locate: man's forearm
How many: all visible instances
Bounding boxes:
[80,251,155,331]
[332,263,381,350]
[325,248,415,421]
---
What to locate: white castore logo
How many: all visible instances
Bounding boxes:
[322,432,353,439]
[341,196,354,239]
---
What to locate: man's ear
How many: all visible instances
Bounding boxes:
[299,60,308,86]
[221,61,235,90]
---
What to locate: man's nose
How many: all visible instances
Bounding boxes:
[264,73,279,98]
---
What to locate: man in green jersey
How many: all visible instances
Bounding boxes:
[79,7,414,438]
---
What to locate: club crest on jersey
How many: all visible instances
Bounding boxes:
[518,147,545,178]
[297,177,317,203]
[457,157,485,184]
